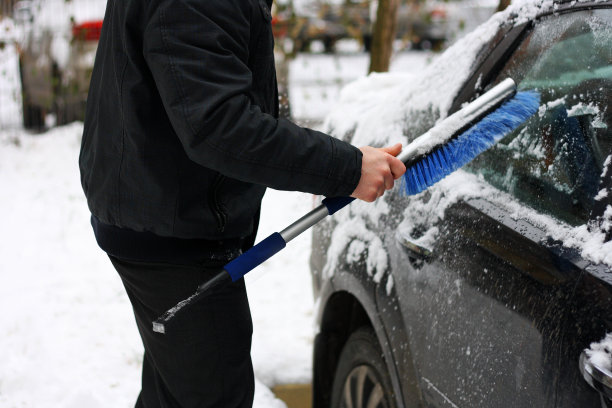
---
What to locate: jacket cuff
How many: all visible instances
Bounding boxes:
[324,137,362,197]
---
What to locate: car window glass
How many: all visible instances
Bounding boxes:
[467,9,612,226]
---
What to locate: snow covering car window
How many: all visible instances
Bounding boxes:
[468,9,612,226]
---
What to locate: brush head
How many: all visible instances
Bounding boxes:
[402,90,540,195]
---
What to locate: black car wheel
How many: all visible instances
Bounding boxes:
[331,327,397,408]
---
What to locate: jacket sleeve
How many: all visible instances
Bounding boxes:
[143,0,362,197]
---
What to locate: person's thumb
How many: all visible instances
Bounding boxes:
[380,143,402,157]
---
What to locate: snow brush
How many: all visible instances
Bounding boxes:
[152,78,540,334]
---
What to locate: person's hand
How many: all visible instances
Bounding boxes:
[350,143,406,202]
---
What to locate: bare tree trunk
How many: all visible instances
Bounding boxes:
[368,0,400,74]
[497,0,511,12]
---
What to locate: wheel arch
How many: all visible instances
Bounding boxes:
[313,290,374,408]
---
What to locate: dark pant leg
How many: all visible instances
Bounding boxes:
[109,256,255,408]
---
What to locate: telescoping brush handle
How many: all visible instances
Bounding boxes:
[225,196,353,281]
[152,196,354,333]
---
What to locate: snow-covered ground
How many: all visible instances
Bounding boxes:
[0,17,433,407]
[0,122,317,407]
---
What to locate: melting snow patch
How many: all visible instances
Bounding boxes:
[323,216,389,282]
[595,188,609,201]
[385,274,394,295]
[585,333,612,372]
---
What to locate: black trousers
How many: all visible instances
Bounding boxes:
[109,256,255,408]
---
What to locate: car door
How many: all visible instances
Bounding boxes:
[390,7,612,408]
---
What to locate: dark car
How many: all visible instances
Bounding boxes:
[310,1,612,407]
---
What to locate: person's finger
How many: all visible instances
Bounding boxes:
[352,145,406,202]
[389,156,406,179]
[380,143,402,157]
[384,171,394,190]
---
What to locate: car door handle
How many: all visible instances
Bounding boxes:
[398,236,432,261]
[579,351,612,401]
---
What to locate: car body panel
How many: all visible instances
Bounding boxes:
[388,195,602,407]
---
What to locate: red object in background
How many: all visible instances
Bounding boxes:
[430,7,447,19]
[272,16,289,38]
[72,20,103,41]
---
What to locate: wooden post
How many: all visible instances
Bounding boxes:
[497,0,511,12]
[368,0,400,73]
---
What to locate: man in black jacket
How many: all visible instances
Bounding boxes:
[79,0,405,407]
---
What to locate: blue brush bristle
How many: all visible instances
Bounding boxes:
[402,90,540,195]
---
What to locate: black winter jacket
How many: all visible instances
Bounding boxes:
[79,0,362,253]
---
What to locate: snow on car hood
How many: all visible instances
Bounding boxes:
[324,0,558,150]
[320,0,612,292]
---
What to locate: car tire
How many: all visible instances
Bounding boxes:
[330,327,397,408]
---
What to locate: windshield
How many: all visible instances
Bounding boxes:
[468,9,612,226]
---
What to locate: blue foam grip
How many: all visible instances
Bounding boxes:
[322,196,355,215]
[224,232,287,281]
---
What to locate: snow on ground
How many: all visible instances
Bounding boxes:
[0,125,141,407]
[248,192,316,388]
[0,121,308,407]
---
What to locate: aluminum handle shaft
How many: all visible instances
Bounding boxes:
[279,204,329,243]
